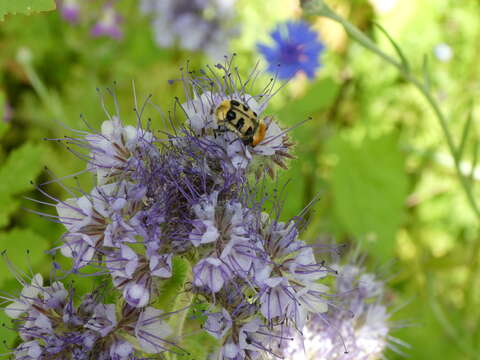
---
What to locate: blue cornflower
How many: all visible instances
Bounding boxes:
[257,20,325,80]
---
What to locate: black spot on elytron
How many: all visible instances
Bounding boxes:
[246,337,252,345]
[253,111,257,117]
[245,127,254,136]
[235,118,245,130]
[242,104,249,111]
[226,110,236,121]
[230,99,240,106]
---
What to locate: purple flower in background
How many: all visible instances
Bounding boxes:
[58,0,80,24]
[91,2,123,40]
[57,0,127,42]
[140,0,239,59]
[280,263,408,359]
[3,100,12,123]
[258,20,325,79]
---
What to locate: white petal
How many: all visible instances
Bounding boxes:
[101,119,115,137]
[76,195,93,215]
[201,222,219,244]
[124,125,138,143]
[56,198,83,225]
[5,301,29,319]
[137,307,173,353]
[222,342,240,358]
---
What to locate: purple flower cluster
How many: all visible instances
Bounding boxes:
[49,59,327,358]
[140,0,239,59]
[4,59,400,359]
[3,273,174,359]
[281,263,407,359]
[57,0,123,40]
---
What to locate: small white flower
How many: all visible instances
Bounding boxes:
[434,43,453,62]
[259,277,294,320]
[204,309,232,339]
[84,304,117,337]
[14,340,42,360]
[193,257,232,293]
[123,282,150,308]
[149,253,173,278]
[135,307,173,353]
[5,274,43,319]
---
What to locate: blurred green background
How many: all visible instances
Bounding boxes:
[0,0,479,358]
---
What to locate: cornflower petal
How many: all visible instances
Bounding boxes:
[257,20,325,80]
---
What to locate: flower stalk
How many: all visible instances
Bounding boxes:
[302,0,480,221]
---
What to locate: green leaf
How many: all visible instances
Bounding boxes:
[0,0,56,21]
[182,332,218,360]
[374,22,410,71]
[0,142,46,197]
[457,104,474,162]
[0,196,20,228]
[0,310,16,346]
[0,229,50,287]
[422,54,431,91]
[155,257,190,312]
[330,133,408,259]
[277,77,340,124]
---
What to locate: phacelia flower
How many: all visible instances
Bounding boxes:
[22,58,364,360]
[3,272,176,359]
[177,58,295,177]
[91,2,123,40]
[58,0,81,24]
[193,257,233,293]
[140,0,239,59]
[281,263,407,360]
[257,20,325,79]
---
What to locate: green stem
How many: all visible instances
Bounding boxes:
[304,1,480,220]
[17,53,65,121]
[428,275,477,358]
[303,0,480,354]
